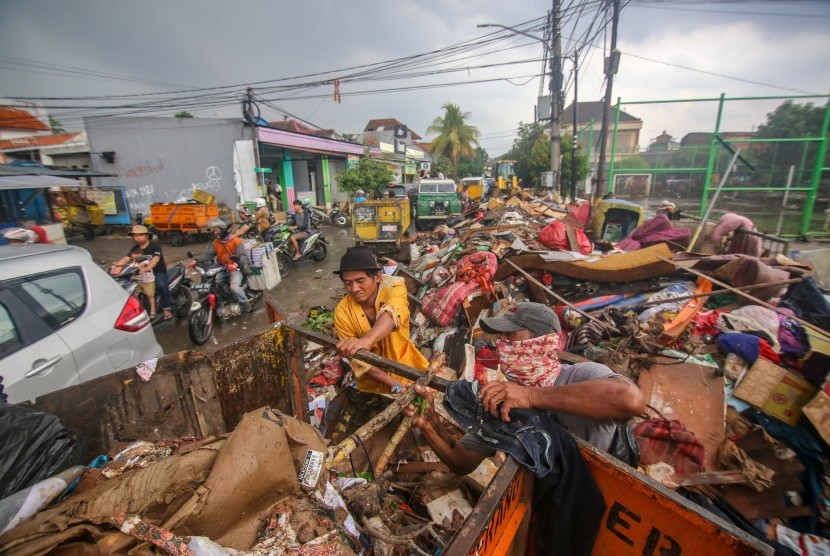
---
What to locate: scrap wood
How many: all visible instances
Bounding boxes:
[671,470,748,487]
[459,224,522,243]
[658,255,830,338]
[329,353,445,467]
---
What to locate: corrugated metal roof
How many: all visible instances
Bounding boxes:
[0,175,82,190]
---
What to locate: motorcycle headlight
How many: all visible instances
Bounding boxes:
[429,201,435,207]
[443,201,449,206]
[206,267,222,277]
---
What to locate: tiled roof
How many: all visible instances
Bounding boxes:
[0,107,50,131]
[561,101,641,123]
[0,132,84,151]
[363,118,422,140]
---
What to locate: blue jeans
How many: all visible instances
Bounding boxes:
[217,270,247,304]
[154,270,172,311]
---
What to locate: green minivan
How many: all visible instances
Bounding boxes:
[412,179,463,230]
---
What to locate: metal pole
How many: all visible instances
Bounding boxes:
[775,165,796,236]
[594,0,621,199]
[571,50,578,201]
[550,0,562,191]
[687,148,742,251]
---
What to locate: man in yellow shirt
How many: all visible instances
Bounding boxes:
[333,246,428,394]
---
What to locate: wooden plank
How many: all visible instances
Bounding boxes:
[637,359,726,471]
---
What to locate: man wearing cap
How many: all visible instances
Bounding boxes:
[115,226,173,320]
[656,199,682,221]
[405,302,644,473]
[333,246,429,394]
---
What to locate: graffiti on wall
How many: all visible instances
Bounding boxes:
[123,165,225,215]
[121,159,165,179]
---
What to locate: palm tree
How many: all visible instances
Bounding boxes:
[427,103,480,173]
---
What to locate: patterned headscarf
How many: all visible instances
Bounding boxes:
[496,332,565,387]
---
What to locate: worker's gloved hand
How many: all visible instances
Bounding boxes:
[187,260,198,269]
[226,263,239,272]
[479,381,534,423]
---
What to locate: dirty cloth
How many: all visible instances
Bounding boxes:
[717,333,781,365]
[709,213,762,257]
[617,214,691,251]
[420,252,498,327]
[780,276,830,332]
[333,274,427,394]
[443,380,605,556]
[495,332,566,387]
[634,414,706,473]
[718,305,782,352]
[691,255,792,301]
[776,308,810,358]
[538,221,593,254]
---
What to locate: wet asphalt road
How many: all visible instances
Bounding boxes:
[76,226,356,355]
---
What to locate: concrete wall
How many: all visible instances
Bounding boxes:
[86,116,252,217]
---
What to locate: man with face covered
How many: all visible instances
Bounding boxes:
[405,302,644,473]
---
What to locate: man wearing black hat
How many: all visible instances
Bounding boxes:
[333,246,429,394]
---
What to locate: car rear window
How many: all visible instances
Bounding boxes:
[0,302,22,358]
[18,268,87,327]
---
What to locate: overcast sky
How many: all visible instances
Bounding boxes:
[1,0,828,156]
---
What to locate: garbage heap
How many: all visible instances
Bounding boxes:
[301,193,830,550]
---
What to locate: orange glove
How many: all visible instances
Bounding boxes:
[227,263,238,272]
[187,261,197,269]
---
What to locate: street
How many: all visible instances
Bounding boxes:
[76,225,356,354]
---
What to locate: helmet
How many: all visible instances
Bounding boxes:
[237,206,252,219]
[255,197,267,209]
[356,190,365,196]
[2,227,37,244]
[207,218,233,242]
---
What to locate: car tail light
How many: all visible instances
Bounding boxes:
[114,295,150,332]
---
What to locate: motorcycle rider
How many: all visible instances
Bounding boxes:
[254,197,273,233]
[289,199,312,261]
[189,218,252,312]
[115,225,174,320]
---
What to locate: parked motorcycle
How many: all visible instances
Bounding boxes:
[108,258,193,326]
[302,202,349,228]
[185,256,264,346]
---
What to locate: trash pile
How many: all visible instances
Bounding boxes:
[3,188,830,554]
[301,193,830,549]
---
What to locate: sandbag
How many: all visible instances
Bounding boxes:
[0,403,74,500]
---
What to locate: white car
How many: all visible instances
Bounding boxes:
[0,244,164,404]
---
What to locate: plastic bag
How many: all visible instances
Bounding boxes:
[538,221,592,254]
[0,403,75,499]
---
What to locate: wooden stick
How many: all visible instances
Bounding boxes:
[505,259,618,332]
[373,355,446,474]
[629,278,803,309]
[329,354,444,467]
[658,256,830,337]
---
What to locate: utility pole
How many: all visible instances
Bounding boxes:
[550,0,563,192]
[571,49,579,201]
[595,0,621,199]
[246,87,266,200]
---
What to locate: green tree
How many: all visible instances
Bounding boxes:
[456,146,489,178]
[174,111,194,118]
[614,154,649,170]
[431,155,453,180]
[335,154,395,197]
[427,103,480,173]
[504,121,548,187]
[49,117,65,134]
[560,135,588,192]
[754,100,828,185]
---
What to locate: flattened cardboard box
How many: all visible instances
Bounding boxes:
[733,358,818,425]
[803,380,830,447]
